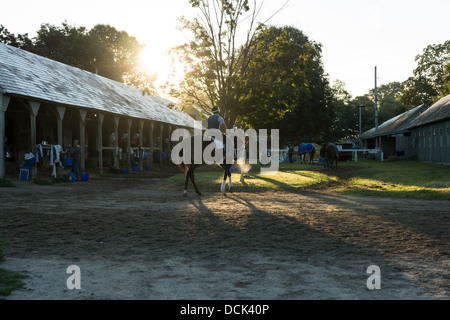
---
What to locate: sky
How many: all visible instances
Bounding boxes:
[1,0,449,98]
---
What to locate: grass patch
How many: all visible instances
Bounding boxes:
[334,160,450,200]
[0,178,14,187]
[168,162,339,192]
[0,233,28,298]
[0,268,28,298]
[168,159,450,200]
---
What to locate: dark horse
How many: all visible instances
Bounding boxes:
[298,143,316,164]
[320,142,339,170]
[177,135,247,197]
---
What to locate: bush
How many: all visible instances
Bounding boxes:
[0,178,13,188]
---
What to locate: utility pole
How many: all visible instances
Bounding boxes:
[374,66,379,148]
[359,98,362,148]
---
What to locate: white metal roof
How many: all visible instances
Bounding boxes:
[0,42,196,128]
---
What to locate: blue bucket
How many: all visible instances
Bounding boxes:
[80,173,89,182]
[133,165,140,172]
[121,168,129,174]
[64,158,73,166]
[146,165,152,171]
[68,172,76,183]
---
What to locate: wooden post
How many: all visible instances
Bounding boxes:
[0,94,11,179]
[97,113,104,175]
[149,121,154,166]
[160,123,164,168]
[139,120,144,170]
[78,109,87,173]
[114,116,119,169]
[127,118,132,170]
[55,106,66,147]
[27,100,40,178]
[54,106,66,177]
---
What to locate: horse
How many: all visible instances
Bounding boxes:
[176,135,247,197]
[298,143,316,164]
[321,142,338,170]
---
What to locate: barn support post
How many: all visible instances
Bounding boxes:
[55,106,66,146]
[127,118,132,170]
[159,123,164,168]
[55,105,66,177]
[0,94,11,179]
[27,100,40,178]
[168,125,172,154]
[78,109,87,173]
[97,113,104,175]
[139,120,144,170]
[149,120,154,166]
[113,116,119,169]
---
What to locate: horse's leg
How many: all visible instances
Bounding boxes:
[188,166,201,195]
[228,167,233,193]
[220,165,228,195]
[183,165,190,197]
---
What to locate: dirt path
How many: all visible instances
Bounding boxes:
[0,169,449,300]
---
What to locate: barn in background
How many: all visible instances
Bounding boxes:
[361,104,428,159]
[408,94,450,165]
[0,43,198,179]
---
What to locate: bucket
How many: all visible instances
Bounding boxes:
[121,168,129,174]
[143,152,148,160]
[146,165,152,171]
[133,165,140,172]
[68,172,76,183]
[64,158,73,166]
[80,173,89,182]
[19,169,31,181]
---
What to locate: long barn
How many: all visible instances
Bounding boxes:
[0,42,198,179]
[408,94,450,165]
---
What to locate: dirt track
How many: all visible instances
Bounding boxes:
[0,167,449,300]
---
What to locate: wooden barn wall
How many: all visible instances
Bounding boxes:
[412,119,450,164]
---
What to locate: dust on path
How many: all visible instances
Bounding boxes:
[0,169,449,300]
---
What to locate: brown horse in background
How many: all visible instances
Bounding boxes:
[321,142,339,170]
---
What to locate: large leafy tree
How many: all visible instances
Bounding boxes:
[238,25,333,143]
[399,40,450,106]
[327,80,359,142]
[168,0,289,126]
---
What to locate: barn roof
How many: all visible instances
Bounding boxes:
[0,42,196,128]
[408,94,450,129]
[361,104,428,139]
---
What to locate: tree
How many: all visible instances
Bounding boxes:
[237,25,333,144]
[327,80,359,142]
[169,0,289,126]
[399,40,450,106]
[368,82,408,124]
[0,24,33,50]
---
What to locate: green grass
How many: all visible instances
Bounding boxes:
[169,162,339,192]
[337,160,450,200]
[168,159,450,200]
[0,233,28,298]
[0,268,28,298]
[0,178,14,187]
